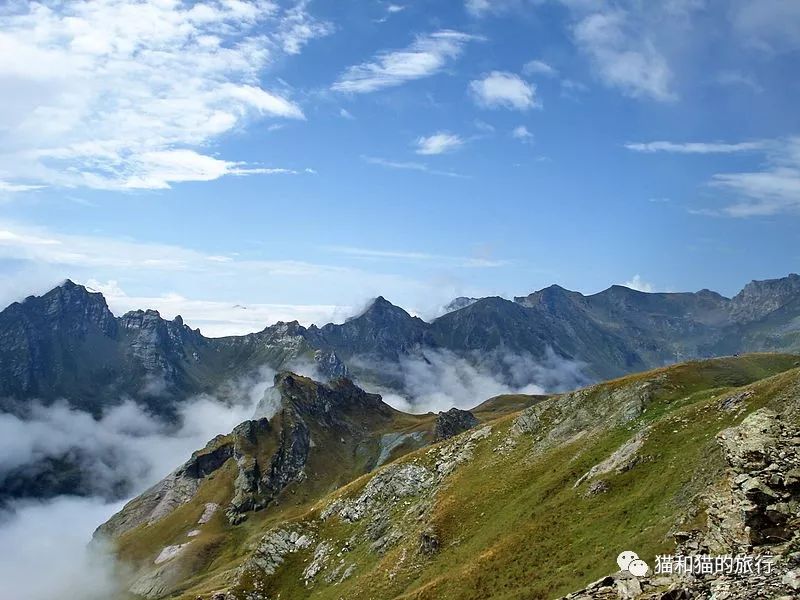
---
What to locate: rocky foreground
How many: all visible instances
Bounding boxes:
[97,354,800,599]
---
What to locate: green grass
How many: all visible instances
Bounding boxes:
[116,353,800,600]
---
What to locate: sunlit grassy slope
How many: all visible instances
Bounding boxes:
[115,353,800,600]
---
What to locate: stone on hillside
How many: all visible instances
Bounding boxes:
[434,408,479,441]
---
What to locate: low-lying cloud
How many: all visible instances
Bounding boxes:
[354,348,587,413]
[0,366,275,600]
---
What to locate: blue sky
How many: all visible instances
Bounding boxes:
[0,0,798,335]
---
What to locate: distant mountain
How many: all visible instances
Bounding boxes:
[2,275,800,418]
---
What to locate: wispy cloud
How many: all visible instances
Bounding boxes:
[631,137,800,217]
[85,279,350,336]
[0,221,446,331]
[362,156,468,178]
[523,59,558,77]
[470,71,539,110]
[0,0,329,191]
[415,132,464,155]
[709,137,800,217]
[0,182,44,193]
[325,245,510,268]
[571,9,675,102]
[275,0,334,54]
[626,141,766,154]
[715,70,763,93]
[332,30,478,93]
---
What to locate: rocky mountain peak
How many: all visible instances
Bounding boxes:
[442,296,479,314]
[273,371,391,422]
[730,273,800,322]
[515,284,585,310]
[16,278,116,335]
[358,296,419,322]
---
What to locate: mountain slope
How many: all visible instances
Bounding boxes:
[96,372,505,599]
[98,353,800,600]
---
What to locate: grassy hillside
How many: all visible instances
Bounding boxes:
[107,353,800,600]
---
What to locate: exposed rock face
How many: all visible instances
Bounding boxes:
[3,275,800,422]
[322,463,435,523]
[574,429,649,488]
[560,409,800,600]
[94,427,240,540]
[227,413,309,523]
[730,273,800,322]
[434,407,479,441]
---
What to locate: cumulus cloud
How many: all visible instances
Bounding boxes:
[332,30,478,93]
[415,132,464,155]
[469,71,539,110]
[354,348,587,413]
[622,274,655,293]
[0,0,328,190]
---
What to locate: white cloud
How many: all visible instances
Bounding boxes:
[332,30,478,93]
[465,0,491,16]
[0,221,457,332]
[0,497,124,600]
[709,137,800,217]
[387,4,406,13]
[715,70,763,93]
[362,155,468,178]
[626,141,765,154]
[0,0,329,190]
[572,9,675,101]
[511,125,534,141]
[325,245,510,269]
[356,348,587,413]
[339,108,355,119]
[729,0,800,52]
[86,279,350,337]
[465,0,526,17]
[0,181,44,193]
[0,367,277,600]
[523,59,557,76]
[415,132,464,155]
[470,71,539,110]
[628,137,800,217]
[275,0,334,55]
[622,274,655,292]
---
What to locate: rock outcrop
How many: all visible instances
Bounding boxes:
[560,409,800,600]
[433,407,479,440]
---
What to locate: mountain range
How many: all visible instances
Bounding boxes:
[1,275,800,418]
[2,276,800,598]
